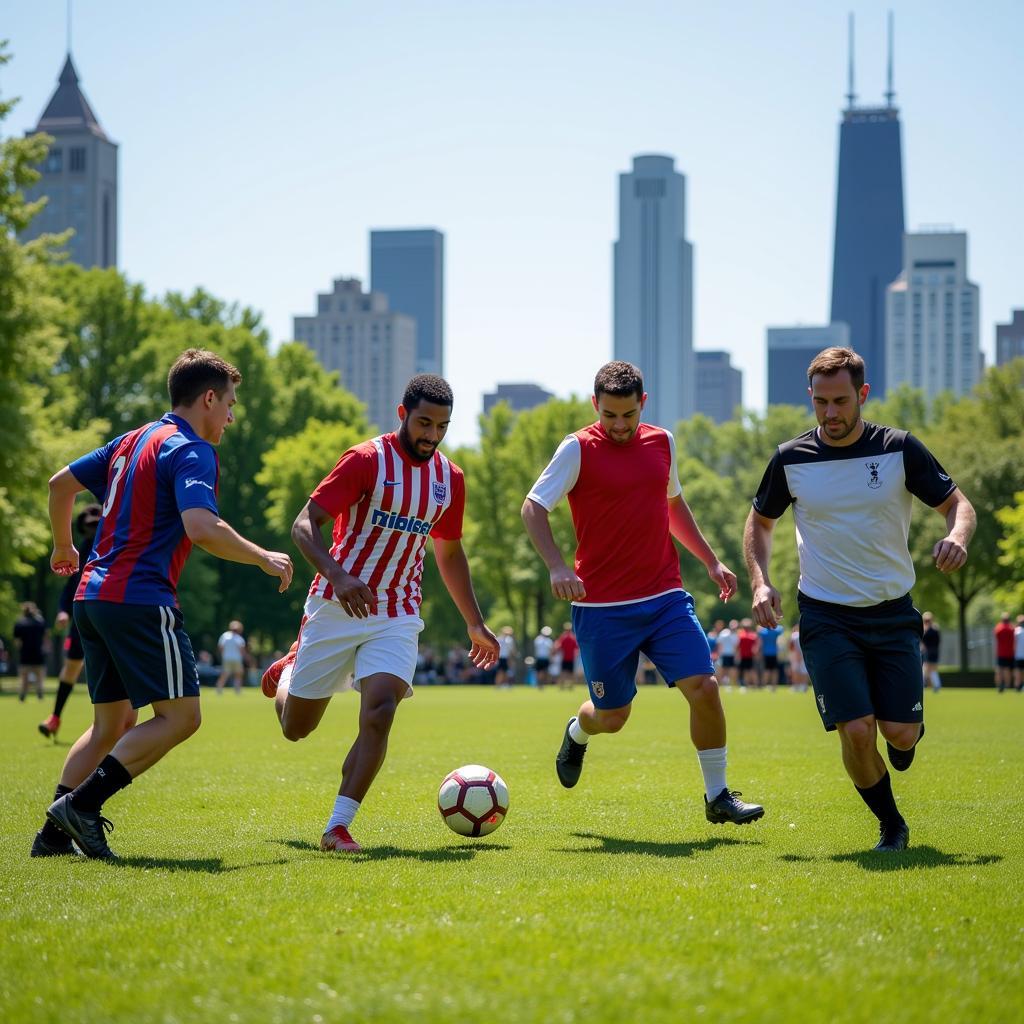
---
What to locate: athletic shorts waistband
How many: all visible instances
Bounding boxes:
[797,591,913,619]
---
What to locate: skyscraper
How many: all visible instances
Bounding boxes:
[370,229,444,377]
[21,54,118,268]
[293,278,416,432]
[694,351,742,424]
[482,383,554,416]
[829,14,904,395]
[613,154,695,429]
[995,310,1024,366]
[886,231,981,400]
[767,324,851,406]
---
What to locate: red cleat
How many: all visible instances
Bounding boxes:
[261,642,298,698]
[320,824,361,853]
[38,714,61,739]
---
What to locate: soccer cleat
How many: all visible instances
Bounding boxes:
[555,719,588,789]
[873,818,910,852]
[261,641,298,698]
[45,794,117,860]
[887,723,925,773]
[320,825,361,853]
[30,828,81,858]
[705,788,765,825]
[38,714,61,739]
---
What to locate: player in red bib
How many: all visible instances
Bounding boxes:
[261,374,499,853]
[522,361,764,827]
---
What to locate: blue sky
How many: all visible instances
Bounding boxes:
[4,1,1022,445]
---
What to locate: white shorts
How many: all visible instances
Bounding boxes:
[221,658,244,672]
[283,595,424,701]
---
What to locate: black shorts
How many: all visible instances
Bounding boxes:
[64,623,85,662]
[535,658,550,672]
[497,657,510,673]
[1016,659,1024,670]
[997,656,1015,669]
[74,601,200,709]
[764,654,778,670]
[720,654,736,668]
[739,657,754,671]
[799,592,923,732]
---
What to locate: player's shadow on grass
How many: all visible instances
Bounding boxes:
[779,847,1002,871]
[561,832,757,858]
[112,855,291,874]
[273,838,511,863]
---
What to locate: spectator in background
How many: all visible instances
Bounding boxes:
[533,626,554,689]
[496,627,517,688]
[994,613,1015,693]
[554,622,579,690]
[1014,615,1024,693]
[717,619,739,690]
[737,619,759,690]
[216,620,248,695]
[920,613,942,694]
[788,624,809,693]
[758,621,785,692]
[14,602,48,702]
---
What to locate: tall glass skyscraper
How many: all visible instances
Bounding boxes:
[613,154,695,429]
[370,229,444,377]
[829,16,904,397]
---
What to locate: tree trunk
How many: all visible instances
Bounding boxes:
[958,593,969,672]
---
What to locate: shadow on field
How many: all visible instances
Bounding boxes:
[779,848,1003,871]
[272,838,512,862]
[561,832,756,858]
[112,855,291,874]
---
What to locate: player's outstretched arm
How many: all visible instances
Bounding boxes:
[432,537,499,669]
[743,509,782,628]
[521,498,586,602]
[667,495,737,601]
[181,508,293,592]
[48,466,86,576]
[931,488,976,574]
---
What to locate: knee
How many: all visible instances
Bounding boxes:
[597,707,631,733]
[679,674,720,703]
[840,716,877,750]
[281,722,308,742]
[361,697,400,735]
[178,707,202,739]
[880,722,920,750]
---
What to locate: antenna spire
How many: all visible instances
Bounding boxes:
[845,12,857,109]
[67,0,72,53]
[885,10,896,107]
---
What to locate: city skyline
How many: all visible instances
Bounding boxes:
[4,2,1021,446]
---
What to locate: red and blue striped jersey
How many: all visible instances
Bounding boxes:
[69,413,220,606]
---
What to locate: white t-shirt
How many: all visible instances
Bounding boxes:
[534,635,554,659]
[717,628,737,657]
[1015,626,1024,660]
[498,634,516,659]
[219,631,246,662]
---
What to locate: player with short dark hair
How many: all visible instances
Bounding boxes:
[32,348,293,859]
[260,374,499,853]
[994,613,1015,693]
[744,346,976,853]
[13,602,47,701]
[522,360,764,827]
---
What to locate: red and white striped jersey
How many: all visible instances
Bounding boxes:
[307,432,465,617]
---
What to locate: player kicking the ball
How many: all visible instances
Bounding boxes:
[522,361,764,827]
[262,374,499,853]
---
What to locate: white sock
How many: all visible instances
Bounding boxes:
[697,746,728,801]
[326,795,360,833]
[568,716,590,745]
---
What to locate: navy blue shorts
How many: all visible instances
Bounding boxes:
[74,601,200,709]
[572,591,714,709]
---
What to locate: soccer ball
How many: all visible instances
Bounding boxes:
[437,764,509,837]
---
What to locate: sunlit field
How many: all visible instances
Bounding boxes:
[2,683,1021,1024]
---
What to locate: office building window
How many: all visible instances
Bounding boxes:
[69,147,86,173]
[43,149,63,173]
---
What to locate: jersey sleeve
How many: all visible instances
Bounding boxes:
[751,451,795,519]
[526,435,581,511]
[431,466,466,541]
[665,430,682,498]
[309,446,376,519]
[902,434,956,507]
[171,444,220,515]
[68,437,121,501]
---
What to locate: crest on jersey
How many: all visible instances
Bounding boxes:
[592,680,605,699]
[865,461,881,489]
[432,481,448,503]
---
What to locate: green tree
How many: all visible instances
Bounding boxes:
[995,493,1024,612]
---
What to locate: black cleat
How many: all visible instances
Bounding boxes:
[555,719,588,788]
[46,794,117,860]
[873,818,910,852]
[30,828,81,858]
[705,788,765,825]
[887,723,925,772]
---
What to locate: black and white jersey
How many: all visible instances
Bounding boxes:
[752,422,955,607]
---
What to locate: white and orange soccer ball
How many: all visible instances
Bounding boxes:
[437,764,509,837]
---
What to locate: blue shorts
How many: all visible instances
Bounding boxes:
[571,591,714,709]
[74,601,200,709]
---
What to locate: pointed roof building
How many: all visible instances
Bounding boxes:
[35,54,109,140]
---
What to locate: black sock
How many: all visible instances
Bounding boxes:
[69,756,132,814]
[41,783,74,843]
[855,771,903,825]
[53,682,75,718]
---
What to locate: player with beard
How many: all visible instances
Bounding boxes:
[743,347,976,853]
[261,374,499,853]
[522,361,764,827]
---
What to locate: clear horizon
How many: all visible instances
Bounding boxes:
[4,1,1021,446]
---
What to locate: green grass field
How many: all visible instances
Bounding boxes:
[2,683,1022,1024]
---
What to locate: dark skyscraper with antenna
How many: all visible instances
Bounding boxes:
[829,13,904,397]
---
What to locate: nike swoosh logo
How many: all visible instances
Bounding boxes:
[383,480,400,486]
